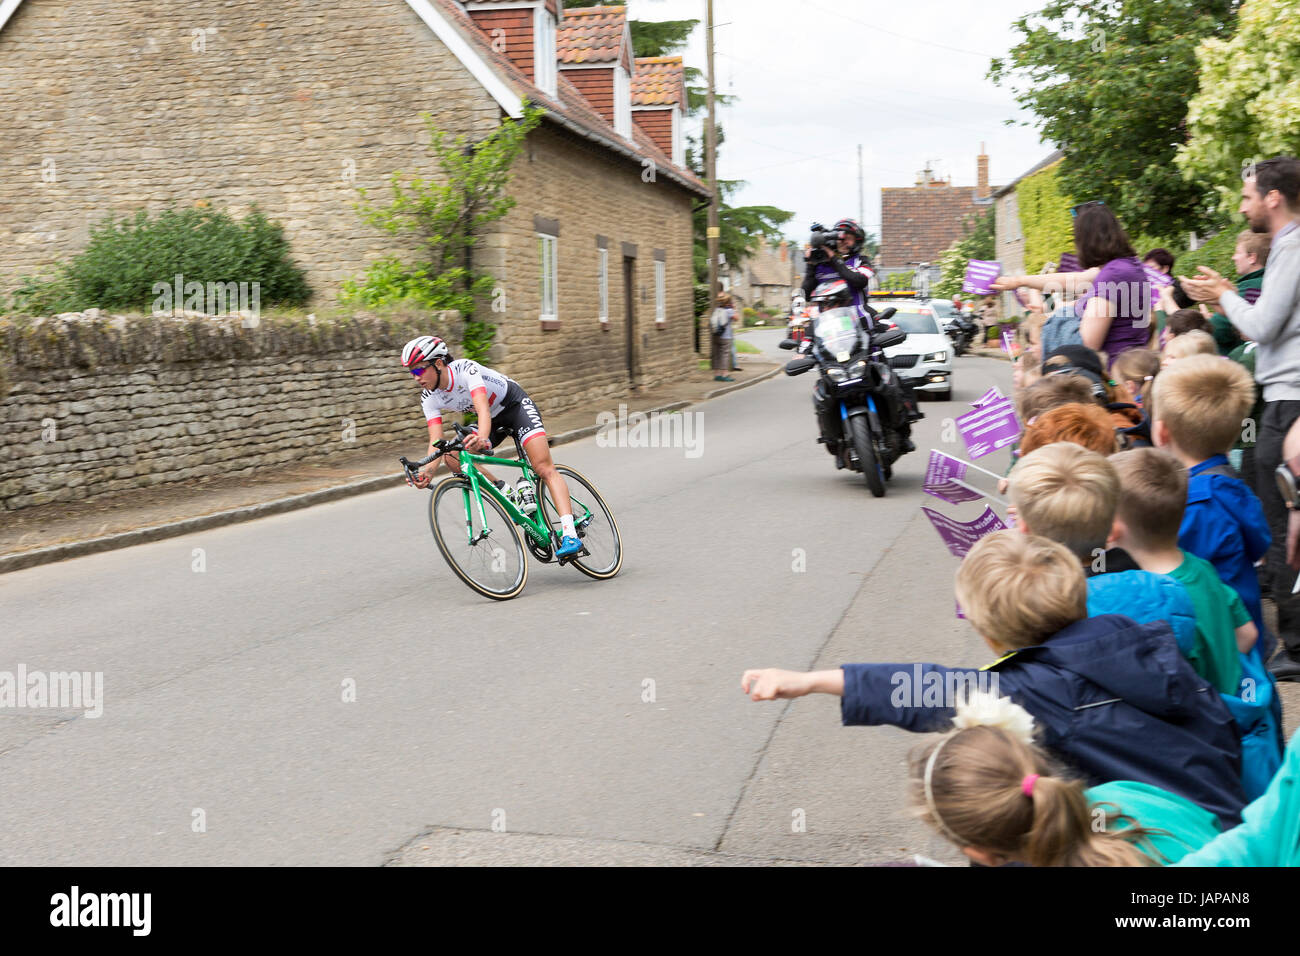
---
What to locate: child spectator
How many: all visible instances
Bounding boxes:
[1019,402,1118,456]
[1016,374,1097,425]
[1109,447,1283,798]
[1152,355,1271,642]
[1165,308,1214,338]
[1108,448,1254,691]
[1008,442,1197,654]
[1162,329,1218,367]
[740,531,1246,826]
[911,692,1221,866]
[1112,348,1161,409]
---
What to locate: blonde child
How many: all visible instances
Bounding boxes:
[1112,348,1161,410]
[1162,329,1217,367]
[912,692,1221,866]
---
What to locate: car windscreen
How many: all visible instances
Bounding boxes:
[928,300,957,318]
[888,312,940,335]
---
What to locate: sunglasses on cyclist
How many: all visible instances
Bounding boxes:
[1070,200,1106,218]
[409,363,435,378]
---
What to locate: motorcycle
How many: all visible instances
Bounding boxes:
[780,296,909,497]
[943,313,978,357]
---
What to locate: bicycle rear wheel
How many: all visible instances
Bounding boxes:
[539,465,623,579]
[429,476,528,600]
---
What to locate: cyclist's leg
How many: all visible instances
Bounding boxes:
[524,431,572,516]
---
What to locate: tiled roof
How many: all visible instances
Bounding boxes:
[879,185,996,268]
[631,56,685,107]
[429,0,707,197]
[557,6,628,65]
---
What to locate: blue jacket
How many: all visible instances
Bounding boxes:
[840,614,1246,828]
[1086,569,1197,655]
[1178,456,1270,641]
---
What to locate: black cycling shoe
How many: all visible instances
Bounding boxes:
[901,438,916,454]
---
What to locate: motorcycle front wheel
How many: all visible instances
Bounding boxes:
[847,414,886,498]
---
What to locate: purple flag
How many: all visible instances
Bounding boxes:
[922,506,1008,559]
[1000,328,1021,357]
[923,450,983,504]
[956,398,1021,460]
[962,259,1002,295]
[972,386,1004,408]
[1143,263,1174,307]
[1059,252,1081,273]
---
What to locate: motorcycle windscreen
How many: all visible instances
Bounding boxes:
[813,308,861,361]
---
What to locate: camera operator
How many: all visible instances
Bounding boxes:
[801,219,877,319]
[802,218,924,444]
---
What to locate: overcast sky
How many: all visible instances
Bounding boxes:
[625,0,1054,242]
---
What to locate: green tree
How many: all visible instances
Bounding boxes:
[1176,0,1300,215]
[989,0,1240,239]
[342,105,543,360]
[882,270,917,291]
[933,207,996,299]
[1017,161,1076,275]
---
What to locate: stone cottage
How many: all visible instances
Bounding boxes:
[0,0,709,414]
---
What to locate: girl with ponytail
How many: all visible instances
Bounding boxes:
[910,692,1222,866]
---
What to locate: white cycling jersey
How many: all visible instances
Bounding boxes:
[420,359,516,428]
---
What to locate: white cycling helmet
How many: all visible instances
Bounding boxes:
[401,335,450,368]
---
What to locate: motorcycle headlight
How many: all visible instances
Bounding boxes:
[848,359,868,381]
[923,351,948,363]
[826,366,847,383]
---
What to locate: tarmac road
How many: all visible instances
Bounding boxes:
[0,352,1014,865]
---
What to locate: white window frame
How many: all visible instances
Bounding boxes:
[598,247,609,322]
[654,259,666,323]
[533,7,557,97]
[538,233,558,322]
[670,105,684,168]
[613,66,632,139]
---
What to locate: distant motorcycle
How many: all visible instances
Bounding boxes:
[943,313,978,357]
[781,280,910,497]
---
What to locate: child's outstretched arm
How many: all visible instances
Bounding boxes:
[1235,620,1259,654]
[741,668,844,701]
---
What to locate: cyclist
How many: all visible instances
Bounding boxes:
[401,335,583,558]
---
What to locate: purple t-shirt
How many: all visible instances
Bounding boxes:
[1075,256,1151,364]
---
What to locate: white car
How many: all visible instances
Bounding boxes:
[873,299,954,400]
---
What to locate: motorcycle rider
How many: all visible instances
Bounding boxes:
[801,219,923,454]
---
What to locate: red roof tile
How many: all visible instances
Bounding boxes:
[632,56,685,107]
[429,0,706,196]
[879,185,995,268]
[557,6,629,66]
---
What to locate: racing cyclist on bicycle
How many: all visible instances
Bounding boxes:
[402,335,584,558]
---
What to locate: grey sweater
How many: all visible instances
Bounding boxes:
[1223,222,1300,402]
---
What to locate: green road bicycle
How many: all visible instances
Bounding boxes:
[400,425,623,600]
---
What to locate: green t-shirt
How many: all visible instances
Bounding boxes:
[1168,550,1248,694]
[1086,780,1223,865]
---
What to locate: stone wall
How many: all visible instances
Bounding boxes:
[0,311,452,511]
[0,0,502,294]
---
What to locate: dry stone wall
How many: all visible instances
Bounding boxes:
[0,311,456,511]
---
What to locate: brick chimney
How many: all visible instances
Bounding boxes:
[977,143,990,200]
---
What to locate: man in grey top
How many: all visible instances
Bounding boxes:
[1184,156,1300,679]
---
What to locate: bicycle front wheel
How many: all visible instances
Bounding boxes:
[540,465,623,580]
[429,476,528,600]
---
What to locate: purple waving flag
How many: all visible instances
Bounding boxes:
[922,506,1008,559]
[956,398,1021,460]
[923,450,983,504]
[962,260,1002,295]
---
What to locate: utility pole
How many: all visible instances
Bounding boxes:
[858,144,864,227]
[706,0,724,374]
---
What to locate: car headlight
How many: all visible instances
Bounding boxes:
[922,350,948,363]
[826,366,847,383]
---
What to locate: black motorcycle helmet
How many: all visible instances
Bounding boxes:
[834,218,866,256]
[810,278,854,311]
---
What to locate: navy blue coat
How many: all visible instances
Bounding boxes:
[840,614,1246,827]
